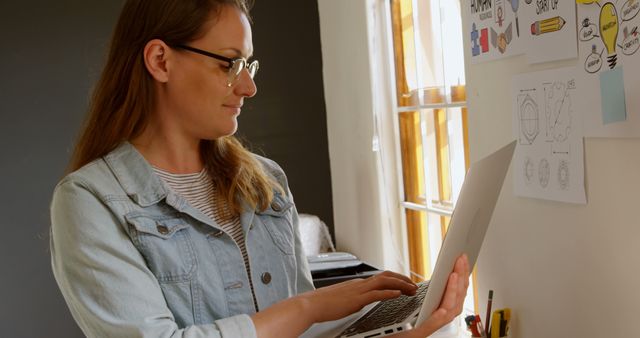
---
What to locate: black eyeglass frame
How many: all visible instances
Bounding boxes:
[173,44,258,80]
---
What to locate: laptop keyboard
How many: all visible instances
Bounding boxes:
[337,281,430,337]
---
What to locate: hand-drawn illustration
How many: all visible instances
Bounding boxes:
[580,0,640,73]
[496,0,506,27]
[600,2,620,68]
[578,1,640,138]
[531,16,566,35]
[557,159,570,190]
[518,93,540,145]
[621,26,640,55]
[621,0,640,22]
[580,18,599,41]
[519,0,578,63]
[471,23,481,56]
[481,27,490,52]
[538,158,550,188]
[510,0,521,36]
[468,0,525,63]
[491,23,514,53]
[585,45,604,73]
[471,23,491,56]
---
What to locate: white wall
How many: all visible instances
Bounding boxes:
[462,14,640,338]
[320,2,640,337]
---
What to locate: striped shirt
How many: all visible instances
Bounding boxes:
[152,167,258,311]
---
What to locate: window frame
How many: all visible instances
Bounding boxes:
[387,0,478,314]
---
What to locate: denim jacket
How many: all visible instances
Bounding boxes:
[50,142,314,337]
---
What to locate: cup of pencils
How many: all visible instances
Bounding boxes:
[466,290,511,337]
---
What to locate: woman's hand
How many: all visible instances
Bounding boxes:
[298,270,419,323]
[252,270,418,338]
[252,255,469,338]
[391,254,470,338]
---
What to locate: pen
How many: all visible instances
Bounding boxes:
[485,290,493,336]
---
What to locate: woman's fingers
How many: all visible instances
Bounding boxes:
[440,272,460,312]
[388,255,470,338]
[302,271,423,324]
[365,273,418,296]
[359,289,403,304]
[408,273,462,337]
[375,270,416,285]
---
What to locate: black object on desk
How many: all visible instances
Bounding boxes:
[308,252,382,288]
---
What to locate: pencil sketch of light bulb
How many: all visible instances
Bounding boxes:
[599,2,619,69]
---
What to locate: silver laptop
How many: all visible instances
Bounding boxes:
[335,141,516,338]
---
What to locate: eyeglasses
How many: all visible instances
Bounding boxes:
[174,44,259,86]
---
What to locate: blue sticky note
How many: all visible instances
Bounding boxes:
[600,67,627,125]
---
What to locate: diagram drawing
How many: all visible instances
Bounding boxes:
[557,159,570,190]
[539,158,550,188]
[518,93,540,145]
[579,0,640,73]
[513,67,586,204]
[524,156,535,185]
[544,80,574,143]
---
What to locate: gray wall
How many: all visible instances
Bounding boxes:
[0,1,332,336]
[240,0,334,235]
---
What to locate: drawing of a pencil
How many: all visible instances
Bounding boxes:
[531,16,566,35]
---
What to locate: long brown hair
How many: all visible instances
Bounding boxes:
[69,0,281,214]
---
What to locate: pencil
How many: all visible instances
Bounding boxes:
[484,290,493,336]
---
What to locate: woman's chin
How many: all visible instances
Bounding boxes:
[206,124,238,140]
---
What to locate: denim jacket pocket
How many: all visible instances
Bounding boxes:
[256,193,295,255]
[125,213,197,282]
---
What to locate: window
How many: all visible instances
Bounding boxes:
[389,0,476,312]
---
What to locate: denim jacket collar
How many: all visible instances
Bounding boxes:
[103,142,256,231]
[103,142,168,207]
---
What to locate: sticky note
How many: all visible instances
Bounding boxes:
[600,67,627,125]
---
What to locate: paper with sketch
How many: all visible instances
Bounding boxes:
[518,0,578,63]
[577,1,640,137]
[512,67,586,204]
[467,0,526,63]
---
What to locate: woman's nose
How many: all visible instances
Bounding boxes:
[233,69,257,98]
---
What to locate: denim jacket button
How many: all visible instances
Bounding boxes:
[156,224,169,235]
[261,272,272,284]
[270,201,282,212]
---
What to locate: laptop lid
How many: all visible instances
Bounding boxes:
[415,140,515,325]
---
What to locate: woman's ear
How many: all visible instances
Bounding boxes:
[143,39,171,83]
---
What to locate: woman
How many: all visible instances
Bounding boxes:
[50,0,469,337]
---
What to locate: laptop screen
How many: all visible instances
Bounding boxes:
[416,141,516,324]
